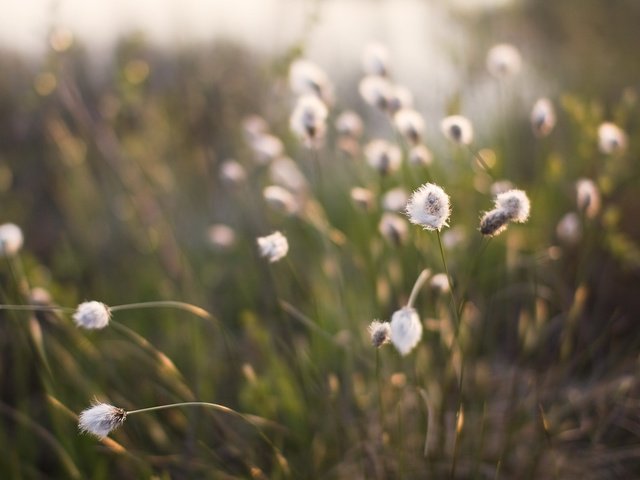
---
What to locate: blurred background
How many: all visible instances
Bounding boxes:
[0,0,639,478]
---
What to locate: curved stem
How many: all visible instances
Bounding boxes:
[407,268,431,309]
[435,231,461,335]
[0,305,73,313]
[109,301,211,319]
[466,145,494,179]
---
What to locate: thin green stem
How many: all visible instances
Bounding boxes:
[376,349,386,432]
[0,305,73,313]
[466,145,494,179]
[435,231,461,335]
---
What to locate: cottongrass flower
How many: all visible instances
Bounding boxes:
[359,75,393,110]
[257,231,289,263]
[557,212,582,244]
[335,110,364,138]
[405,183,451,231]
[394,108,425,145]
[387,84,414,113]
[409,144,433,167]
[576,179,600,218]
[495,189,531,223]
[350,187,374,212]
[530,98,556,137]
[597,122,627,155]
[364,139,401,175]
[479,208,512,237]
[207,224,236,251]
[378,213,409,246]
[490,179,515,196]
[242,114,269,143]
[290,94,329,147]
[362,42,390,76]
[269,157,308,193]
[430,273,450,293]
[0,223,24,257]
[250,134,284,165]
[350,187,375,212]
[368,320,391,347]
[382,187,409,212]
[263,185,298,215]
[288,59,334,104]
[78,402,127,439]
[440,115,474,145]
[486,43,522,78]
[390,307,423,356]
[73,301,111,330]
[219,159,247,186]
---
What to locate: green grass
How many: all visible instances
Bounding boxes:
[0,12,640,479]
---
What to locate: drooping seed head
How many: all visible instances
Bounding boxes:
[0,223,24,257]
[257,231,289,263]
[390,307,423,356]
[486,43,522,78]
[405,183,451,231]
[495,189,530,223]
[530,98,556,137]
[576,179,600,218]
[368,320,391,347]
[78,402,127,439]
[73,301,111,330]
[440,115,474,145]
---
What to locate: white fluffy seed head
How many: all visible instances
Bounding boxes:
[382,187,409,213]
[335,110,364,138]
[364,139,402,176]
[440,115,474,145]
[387,84,414,114]
[78,402,127,439]
[290,94,329,147]
[350,187,375,212]
[390,307,423,356]
[408,145,433,167]
[430,273,450,293]
[598,122,627,155]
[288,59,334,104]
[269,157,308,193]
[263,185,298,215]
[394,108,425,145]
[219,159,247,186]
[378,213,409,246]
[73,301,111,330]
[486,43,522,78]
[250,134,284,165]
[0,223,24,257]
[359,75,393,110]
[576,179,600,218]
[207,224,236,251]
[362,42,391,76]
[368,320,391,347]
[405,183,451,231]
[495,189,530,223]
[257,231,289,263]
[530,98,556,137]
[556,212,582,244]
